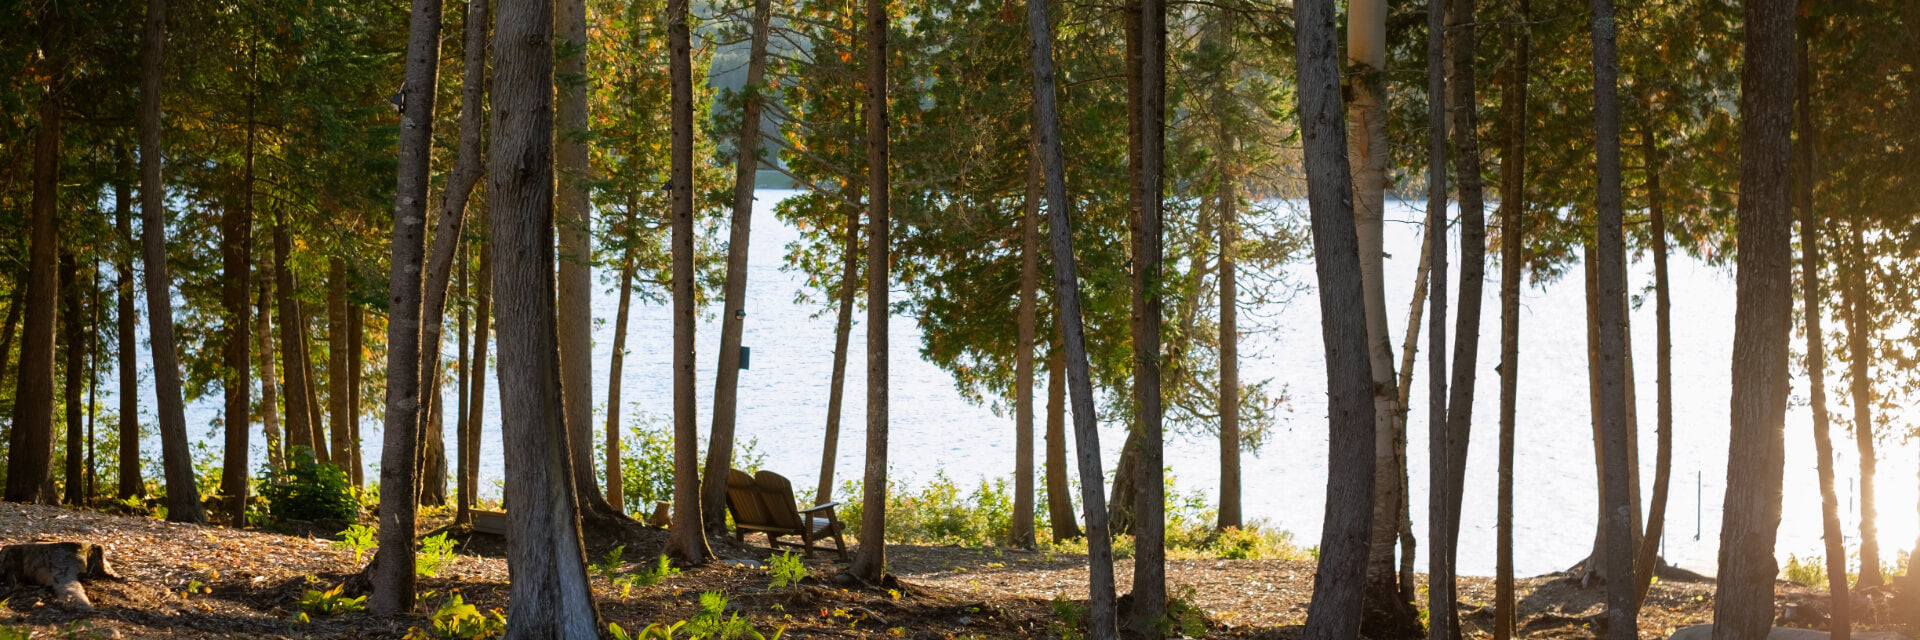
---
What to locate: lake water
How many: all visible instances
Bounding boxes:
[148,190,1916,578]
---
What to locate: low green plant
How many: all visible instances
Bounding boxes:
[611,417,768,514]
[258,448,358,522]
[0,626,26,640]
[1207,521,1309,561]
[417,533,458,578]
[607,592,785,640]
[1164,585,1208,638]
[428,594,506,639]
[298,584,367,618]
[333,524,377,563]
[593,547,680,599]
[1048,594,1084,640]
[1783,554,1825,587]
[767,551,806,589]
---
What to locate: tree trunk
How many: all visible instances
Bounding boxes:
[0,283,20,411]
[1294,0,1381,637]
[817,188,860,505]
[257,264,282,472]
[421,358,448,505]
[491,0,603,627]
[1217,132,1242,532]
[370,0,442,613]
[1424,0,1457,635]
[1842,220,1881,589]
[1011,135,1041,549]
[1029,0,1118,629]
[133,0,204,523]
[219,105,257,524]
[1588,0,1636,633]
[1045,326,1081,540]
[1791,34,1848,636]
[466,242,491,511]
[457,244,473,521]
[605,248,636,511]
[1346,0,1409,626]
[86,270,101,504]
[847,0,892,581]
[1128,0,1167,630]
[556,0,611,518]
[60,254,84,506]
[115,160,146,497]
[328,258,350,477]
[701,0,776,531]
[1711,0,1794,636]
[300,306,327,464]
[1395,227,1431,604]
[664,0,712,566]
[1443,1,1489,616]
[5,15,63,507]
[276,217,316,460]
[415,0,489,512]
[466,239,491,508]
[1494,0,1528,633]
[1633,129,1675,607]
[349,304,364,488]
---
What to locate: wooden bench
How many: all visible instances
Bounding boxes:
[724,469,847,559]
[471,510,508,536]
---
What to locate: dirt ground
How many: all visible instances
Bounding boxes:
[0,503,1911,639]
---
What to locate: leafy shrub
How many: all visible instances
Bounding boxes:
[1207,521,1309,560]
[1782,554,1824,587]
[593,546,679,600]
[417,533,459,578]
[767,551,806,589]
[427,594,506,639]
[609,416,767,514]
[298,584,367,618]
[258,448,358,522]
[333,524,377,563]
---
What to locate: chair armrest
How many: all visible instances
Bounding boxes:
[798,502,840,515]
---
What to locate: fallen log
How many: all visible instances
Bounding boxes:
[0,542,119,609]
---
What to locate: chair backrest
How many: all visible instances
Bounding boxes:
[725,468,775,529]
[752,470,804,532]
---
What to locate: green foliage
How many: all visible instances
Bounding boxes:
[1048,594,1084,640]
[767,551,806,589]
[257,448,358,523]
[0,626,26,640]
[1782,554,1825,587]
[610,416,765,514]
[1206,522,1309,561]
[332,524,377,564]
[1164,585,1209,638]
[593,546,680,600]
[427,594,506,640]
[607,592,785,640]
[298,584,367,617]
[416,533,458,578]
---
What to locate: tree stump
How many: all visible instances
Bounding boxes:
[0,542,119,609]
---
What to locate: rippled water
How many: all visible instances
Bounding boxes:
[149,190,1916,578]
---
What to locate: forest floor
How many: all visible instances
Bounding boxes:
[1,502,1912,639]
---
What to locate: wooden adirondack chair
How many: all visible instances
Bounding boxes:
[724,469,848,559]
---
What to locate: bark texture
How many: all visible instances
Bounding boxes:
[556,0,611,517]
[1588,0,1636,635]
[371,0,441,613]
[817,185,861,505]
[1842,220,1881,589]
[1295,0,1380,638]
[1129,0,1168,629]
[135,0,205,523]
[490,0,604,629]
[847,0,893,580]
[115,163,145,497]
[1711,0,1795,637]
[6,14,62,507]
[1494,0,1529,632]
[664,0,712,565]
[1028,0,1117,630]
[1012,137,1041,549]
